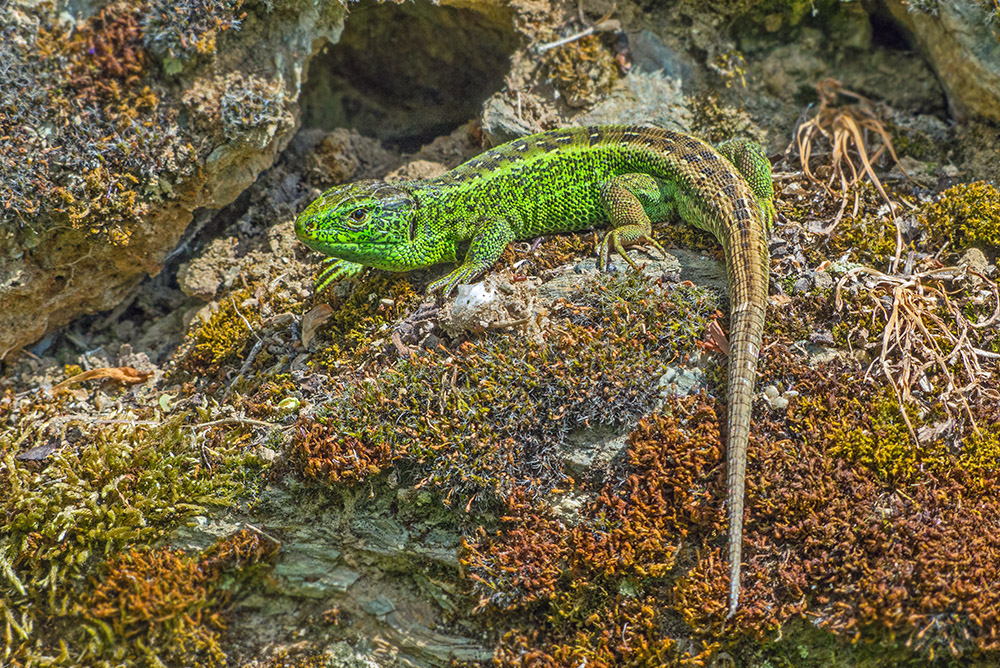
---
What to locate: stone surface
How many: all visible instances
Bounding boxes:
[885,0,1000,121]
[0,0,347,360]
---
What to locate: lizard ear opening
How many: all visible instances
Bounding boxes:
[408,213,418,242]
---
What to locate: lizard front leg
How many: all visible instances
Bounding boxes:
[598,173,673,271]
[427,216,515,295]
[315,258,364,293]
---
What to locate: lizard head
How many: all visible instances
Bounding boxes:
[294,180,422,270]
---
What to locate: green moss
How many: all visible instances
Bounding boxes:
[0,416,253,665]
[689,94,753,144]
[824,388,921,481]
[959,429,1000,479]
[78,529,278,667]
[714,0,840,33]
[309,273,420,367]
[186,287,260,370]
[885,121,941,163]
[920,181,1000,250]
[542,33,619,108]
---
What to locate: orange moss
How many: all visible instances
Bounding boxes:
[84,547,227,667]
[458,336,1000,664]
[63,4,148,101]
[734,346,1000,656]
[199,527,280,578]
[464,400,726,666]
[291,419,394,484]
[81,529,279,666]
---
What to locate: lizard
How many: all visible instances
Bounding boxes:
[294,124,774,617]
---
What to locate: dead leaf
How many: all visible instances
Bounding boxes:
[770,294,793,307]
[51,366,153,394]
[703,318,729,355]
[302,304,334,349]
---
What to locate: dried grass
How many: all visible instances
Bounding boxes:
[796,78,911,268]
[835,262,1000,443]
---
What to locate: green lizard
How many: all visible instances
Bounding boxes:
[295,125,774,617]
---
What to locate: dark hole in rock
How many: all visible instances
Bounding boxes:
[869,10,914,51]
[300,1,518,151]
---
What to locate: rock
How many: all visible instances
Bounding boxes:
[885,0,1000,121]
[0,1,347,360]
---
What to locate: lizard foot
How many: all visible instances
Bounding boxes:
[598,229,669,272]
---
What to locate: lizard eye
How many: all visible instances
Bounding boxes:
[350,209,367,222]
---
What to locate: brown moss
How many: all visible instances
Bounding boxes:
[736,346,1000,657]
[453,329,1000,664]
[291,419,393,484]
[463,400,726,666]
[80,529,278,667]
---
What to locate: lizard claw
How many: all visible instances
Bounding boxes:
[427,266,477,296]
[598,230,668,272]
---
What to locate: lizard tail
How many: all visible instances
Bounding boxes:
[721,215,769,619]
[724,292,766,618]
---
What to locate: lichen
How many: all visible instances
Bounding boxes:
[142,0,248,65]
[543,33,620,109]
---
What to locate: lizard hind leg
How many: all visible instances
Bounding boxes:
[598,173,672,271]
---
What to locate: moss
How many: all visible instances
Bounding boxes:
[543,33,620,109]
[297,273,717,503]
[221,73,288,141]
[467,401,725,667]
[689,94,753,144]
[80,529,278,667]
[308,273,420,367]
[885,121,941,163]
[0,0,279,246]
[732,346,1000,657]
[713,0,840,34]
[0,417,255,665]
[183,281,299,376]
[83,547,228,667]
[823,387,921,482]
[920,181,1000,250]
[186,287,260,371]
[958,429,1000,480]
[0,1,205,245]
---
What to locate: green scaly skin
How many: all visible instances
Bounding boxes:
[295,125,774,617]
